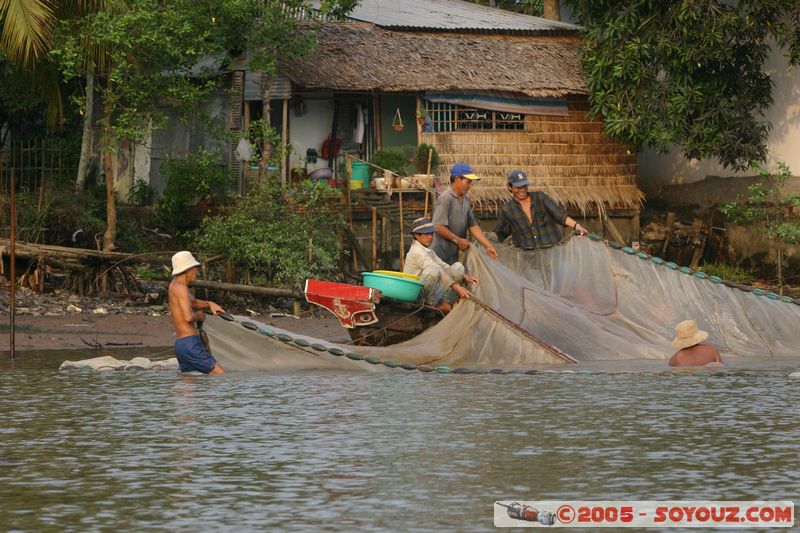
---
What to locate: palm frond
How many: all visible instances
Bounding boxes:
[0,0,55,66]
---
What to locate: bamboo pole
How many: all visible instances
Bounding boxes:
[371,207,377,270]
[399,191,405,270]
[9,166,16,359]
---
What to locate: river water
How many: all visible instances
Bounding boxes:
[1,349,798,531]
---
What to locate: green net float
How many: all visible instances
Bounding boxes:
[609,241,623,249]
[293,338,311,348]
[651,257,665,265]
[708,276,722,284]
[242,321,258,331]
[435,365,450,374]
[622,246,635,254]
[678,266,694,275]
[400,363,417,371]
[311,343,327,351]
[259,327,275,337]
[780,296,794,303]
[453,367,473,374]
[794,299,800,306]
[328,347,345,356]
[345,352,363,361]
[383,360,399,368]
[417,364,434,372]
[636,252,650,260]
[588,233,602,241]
[665,262,678,270]
[766,292,780,300]
[577,370,592,375]
[365,356,381,365]
[694,272,708,280]
[276,333,293,342]
[752,288,766,296]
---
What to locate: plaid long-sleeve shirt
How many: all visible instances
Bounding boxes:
[493,191,568,249]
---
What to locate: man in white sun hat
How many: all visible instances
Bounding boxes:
[668,319,723,367]
[403,217,479,314]
[168,251,225,374]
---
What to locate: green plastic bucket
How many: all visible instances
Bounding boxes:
[350,161,370,189]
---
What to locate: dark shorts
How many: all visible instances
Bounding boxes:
[174,335,218,373]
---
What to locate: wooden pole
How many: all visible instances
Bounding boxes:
[281,99,289,184]
[371,207,377,270]
[661,212,676,258]
[10,166,16,359]
[399,191,405,270]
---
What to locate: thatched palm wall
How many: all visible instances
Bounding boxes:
[423,99,643,213]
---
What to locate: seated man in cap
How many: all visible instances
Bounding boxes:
[168,251,226,374]
[432,162,498,265]
[668,319,723,367]
[492,170,588,249]
[404,217,480,313]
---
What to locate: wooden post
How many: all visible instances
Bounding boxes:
[661,212,676,258]
[9,166,16,359]
[38,254,45,293]
[399,191,405,270]
[381,215,389,269]
[371,207,377,270]
[281,99,289,184]
[374,93,382,151]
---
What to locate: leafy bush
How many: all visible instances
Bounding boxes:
[698,263,756,284]
[194,181,348,287]
[416,143,440,174]
[370,147,408,177]
[156,150,232,231]
[128,179,155,206]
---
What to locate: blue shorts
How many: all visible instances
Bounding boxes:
[174,335,218,373]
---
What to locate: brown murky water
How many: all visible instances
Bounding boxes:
[1,350,798,531]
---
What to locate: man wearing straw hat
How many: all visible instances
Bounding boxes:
[668,319,723,367]
[169,251,225,374]
[432,162,498,265]
[404,217,480,314]
[492,170,588,249]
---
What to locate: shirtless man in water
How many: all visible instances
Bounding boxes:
[668,319,723,367]
[169,251,225,374]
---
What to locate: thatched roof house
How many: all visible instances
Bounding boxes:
[282,23,586,98]
[281,18,642,215]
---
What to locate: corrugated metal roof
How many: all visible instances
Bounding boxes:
[310,0,579,34]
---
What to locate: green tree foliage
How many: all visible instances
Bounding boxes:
[156,150,232,231]
[565,1,800,170]
[719,162,800,292]
[195,181,348,287]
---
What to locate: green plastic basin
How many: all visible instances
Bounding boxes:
[362,272,423,302]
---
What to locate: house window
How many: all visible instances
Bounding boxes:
[424,102,525,132]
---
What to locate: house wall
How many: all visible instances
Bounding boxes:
[287,93,334,174]
[637,43,800,195]
[147,88,230,196]
[380,94,417,148]
[422,98,640,215]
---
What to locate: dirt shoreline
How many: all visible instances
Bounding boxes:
[1,310,350,352]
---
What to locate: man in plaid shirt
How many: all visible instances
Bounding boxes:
[492,170,588,249]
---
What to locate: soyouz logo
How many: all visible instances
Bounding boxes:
[494,501,794,528]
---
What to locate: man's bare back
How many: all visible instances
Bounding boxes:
[669,343,722,367]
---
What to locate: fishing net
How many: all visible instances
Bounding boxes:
[206,237,800,371]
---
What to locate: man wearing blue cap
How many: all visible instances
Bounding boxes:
[404,217,480,313]
[492,170,587,249]
[431,162,498,265]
